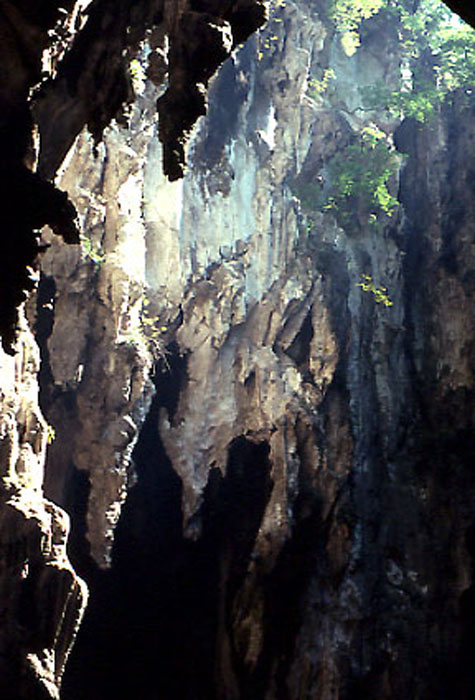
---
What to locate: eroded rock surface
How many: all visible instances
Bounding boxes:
[1,0,475,698]
[0,317,87,699]
[0,0,267,353]
[38,1,475,699]
[0,1,267,697]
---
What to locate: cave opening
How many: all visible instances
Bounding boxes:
[60,347,274,700]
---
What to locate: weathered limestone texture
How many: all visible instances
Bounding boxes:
[0,1,267,697]
[39,105,158,568]
[0,0,474,698]
[47,1,475,698]
[0,316,87,699]
[30,2,268,571]
[0,0,267,352]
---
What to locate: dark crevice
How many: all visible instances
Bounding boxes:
[61,365,185,700]
[63,466,96,582]
[202,437,273,602]
[157,341,188,421]
[458,523,475,697]
[61,351,273,699]
[284,310,314,378]
[247,499,325,699]
[192,52,250,171]
[34,273,56,405]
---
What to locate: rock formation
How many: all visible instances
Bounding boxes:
[0,0,266,696]
[0,0,267,353]
[0,313,88,699]
[1,0,475,698]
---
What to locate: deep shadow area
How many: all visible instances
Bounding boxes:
[458,522,475,699]
[61,350,273,700]
[283,310,314,380]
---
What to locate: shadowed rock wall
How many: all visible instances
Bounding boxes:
[0,316,88,699]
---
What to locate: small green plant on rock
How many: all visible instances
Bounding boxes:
[80,235,105,265]
[17,471,36,490]
[307,68,336,100]
[129,58,146,93]
[362,79,440,124]
[121,296,170,366]
[46,424,56,445]
[357,273,393,306]
[140,309,169,363]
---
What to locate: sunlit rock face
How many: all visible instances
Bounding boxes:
[35,1,475,699]
[38,98,159,569]
[0,0,267,354]
[0,1,267,697]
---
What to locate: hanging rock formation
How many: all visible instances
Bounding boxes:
[0,0,267,353]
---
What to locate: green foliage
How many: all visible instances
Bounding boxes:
[140,305,168,361]
[362,80,439,123]
[322,125,399,230]
[80,235,105,265]
[122,296,169,365]
[17,472,36,490]
[129,58,146,93]
[357,273,393,306]
[307,68,336,100]
[296,0,475,237]
[395,0,466,58]
[362,0,475,121]
[46,424,56,445]
[292,126,399,232]
[258,33,280,61]
[330,0,385,55]
[329,0,475,111]
[256,0,285,61]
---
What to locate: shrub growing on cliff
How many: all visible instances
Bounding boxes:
[362,0,475,121]
[329,0,385,55]
[307,68,336,100]
[46,424,56,444]
[129,58,146,94]
[322,125,399,231]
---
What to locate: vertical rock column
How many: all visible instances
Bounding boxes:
[0,315,87,700]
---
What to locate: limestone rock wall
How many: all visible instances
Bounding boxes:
[0,1,267,696]
[39,1,475,698]
[1,0,474,698]
[39,0,327,570]
[0,316,87,699]
[0,0,267,353]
